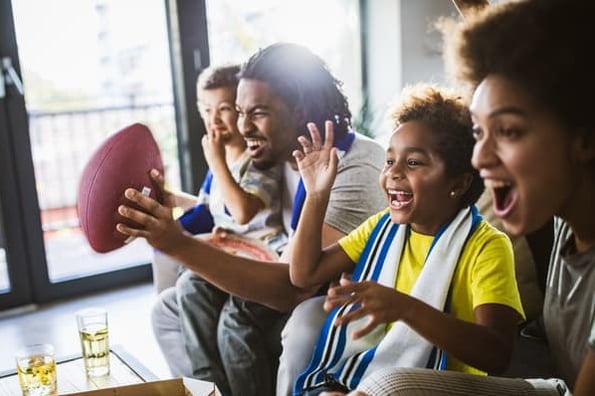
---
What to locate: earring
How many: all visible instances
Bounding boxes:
[449,191,456,197]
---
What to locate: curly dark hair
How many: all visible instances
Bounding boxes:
[197,64,240,91]
[390,84,484,207]
[443,0,595,131]
[238,42,351,140]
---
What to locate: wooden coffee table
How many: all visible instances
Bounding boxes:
[0,345,158,395]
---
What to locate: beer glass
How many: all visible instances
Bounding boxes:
[75,307,110,377]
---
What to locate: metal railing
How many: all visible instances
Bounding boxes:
[28,103,178,233]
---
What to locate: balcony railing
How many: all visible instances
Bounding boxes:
[17,103,179,282]
[29,103,178,233]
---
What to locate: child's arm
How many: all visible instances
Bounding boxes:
[290,121,355,287]
[172,190,200,211]
[326,278,519,375]
[202,130,264,225]
[324,230,523,375]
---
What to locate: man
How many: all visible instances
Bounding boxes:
[118,43,386,396]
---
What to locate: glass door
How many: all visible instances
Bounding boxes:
[0,0,185,308]
[0,0,37,309]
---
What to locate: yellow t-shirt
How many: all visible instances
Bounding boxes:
[338,208,525,375]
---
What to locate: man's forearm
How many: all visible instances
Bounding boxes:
[167,234,314,311]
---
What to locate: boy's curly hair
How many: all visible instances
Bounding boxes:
[390,84,483,207]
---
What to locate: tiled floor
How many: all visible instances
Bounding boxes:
[0,282,171,380]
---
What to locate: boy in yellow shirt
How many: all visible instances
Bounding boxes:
[286,84,524,394]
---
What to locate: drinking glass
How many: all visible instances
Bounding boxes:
[75,307,110,377]
[15,343,57,396]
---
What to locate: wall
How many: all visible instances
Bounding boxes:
[365,0,459,145]
[401,0,456,87]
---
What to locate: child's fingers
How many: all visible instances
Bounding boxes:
[329,148,339,171]
[328,280,359,297]
[307,122,322,150]
[210,128,223,142]
[323,295,350,312]
[339,276,356,286]
[292,149,305,162]
[334,303,368,326]
[297,135,313,154]
[341,272,352,281]
[323,120,335,149]
[351,318,378,340]
[212,226,228,240]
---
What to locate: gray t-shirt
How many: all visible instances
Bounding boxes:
[281,132,386,237]
[543,218,595,386]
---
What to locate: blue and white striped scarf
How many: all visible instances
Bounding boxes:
[294,205,482,393]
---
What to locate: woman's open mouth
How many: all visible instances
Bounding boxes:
[485,179,517,217]
[388,189,413,209]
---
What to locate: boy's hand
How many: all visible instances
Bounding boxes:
[293,120,338,199]
[202,129,227,170]
[324,277,407,340]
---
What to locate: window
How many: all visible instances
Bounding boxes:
[205,0,363,117]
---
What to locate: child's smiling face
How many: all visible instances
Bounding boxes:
[197,86,241,144]
[380,121,463,235]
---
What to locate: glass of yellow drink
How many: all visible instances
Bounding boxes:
[75,307,110,377]
[15,343,57,396]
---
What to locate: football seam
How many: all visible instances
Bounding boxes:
[83,136,120,243]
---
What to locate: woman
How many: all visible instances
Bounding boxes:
[326,0,595,394]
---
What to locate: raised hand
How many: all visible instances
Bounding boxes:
[292,121,339,199]
[116,169,188,253]
[201,128,226,171]
[324,277,407,340]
